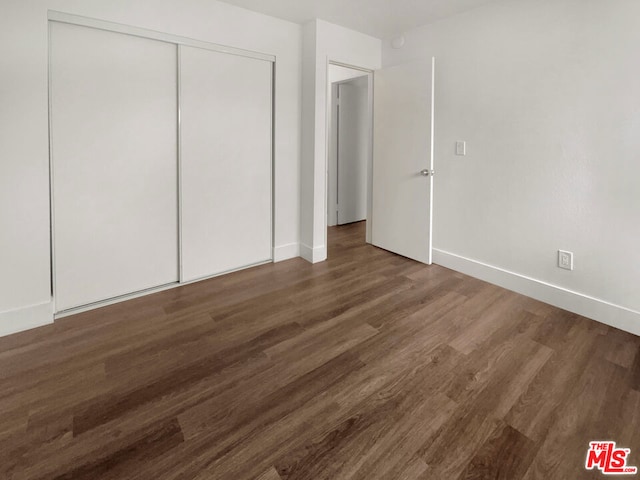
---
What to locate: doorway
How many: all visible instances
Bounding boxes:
[326,63,372,252]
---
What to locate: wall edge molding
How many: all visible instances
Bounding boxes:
[0,301,54,338]
[433,248,640,336]
[300,243,327,264]
[273,242,300,262]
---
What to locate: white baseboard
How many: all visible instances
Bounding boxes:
[0,301,54,338]
[300,243,327,264]
[433,249,640,337]
[273,243,300,262]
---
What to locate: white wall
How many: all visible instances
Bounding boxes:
[383,0,640,333]
[328,65,369,85]
[0,0,301,335]
[300,19,381,262]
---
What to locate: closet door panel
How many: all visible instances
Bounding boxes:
[51,22,179,311]
[180,46,273,282]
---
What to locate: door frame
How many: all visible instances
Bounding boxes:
[324,60,374,249]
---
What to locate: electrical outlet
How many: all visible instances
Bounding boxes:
[558,250,573,271]
[455,141,466,156]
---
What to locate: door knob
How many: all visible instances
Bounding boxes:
[420,169,434,176]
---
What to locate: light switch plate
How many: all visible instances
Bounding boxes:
[455,141,466,156]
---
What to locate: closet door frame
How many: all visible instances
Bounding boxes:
[48,11,275,317]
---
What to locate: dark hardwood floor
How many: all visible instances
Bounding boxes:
[1,221,639,479]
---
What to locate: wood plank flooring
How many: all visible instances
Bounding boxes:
[1,221,639,479]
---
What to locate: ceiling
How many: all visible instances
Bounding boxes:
[218,0,504,39]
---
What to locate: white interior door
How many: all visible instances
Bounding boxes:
[337,77,369,225]
[50,22,179,312]
[372,58,435,264]
[180,46,273,282]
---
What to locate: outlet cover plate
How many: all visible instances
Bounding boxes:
[558,250,573,271]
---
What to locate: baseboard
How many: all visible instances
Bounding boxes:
[273,243,300,262]
[433,249,640,337]
[0,301,54,338]
[300,243,327,264]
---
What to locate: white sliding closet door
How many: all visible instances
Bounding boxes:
[51,22,179,311]
[180,46,273,282]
